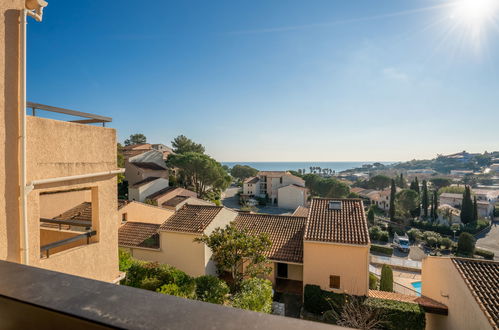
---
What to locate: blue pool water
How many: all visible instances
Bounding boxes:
[411,281,422,296]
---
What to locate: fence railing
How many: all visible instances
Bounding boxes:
[40,230,96,258]
[27,102,112,126]
[370,255,422,270]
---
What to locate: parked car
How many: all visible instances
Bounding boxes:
[393,233,410,252]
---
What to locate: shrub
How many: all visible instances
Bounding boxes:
[303,285,346,315]
[439,237,453,249]
[370,244,393,256]
[195,275,229,304]
[422,231,442,248]
[380,265,393,292]
[369,226,381,241]
[407,228,422,242]
[378,231,390,243]
[364,297,425,330]
[231,278,273,313]
[457,232,476,257]
[119,248,134,272]
[369,273,379,290]
[140,276,163,291]
[475,248,495,260]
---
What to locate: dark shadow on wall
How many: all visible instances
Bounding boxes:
[3,9,20,262]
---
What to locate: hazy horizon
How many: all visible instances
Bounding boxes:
[27,1,499,162]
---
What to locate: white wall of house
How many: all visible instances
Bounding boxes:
[128,178,169,202]
[243,182,260,196]
[277,185,307,209]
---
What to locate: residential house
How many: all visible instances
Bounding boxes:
[119,198,370,296]
[145,186,211,210]
[354,188,393,211]
[437,204,461,225]
[125,149,169,187]
[128,177,170,203]
[151,143,174,159]
[490,163,499,173]
[293,206,310,217]
[242,171,309,209]
[122,143,153,160]
[450,170,475,177]
[422,257,498,330]
[118,200,175,225]
[0,0,121,283]
[440,192,494,219]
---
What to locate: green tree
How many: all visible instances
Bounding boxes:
[167,152,231,198]
[396,189,419,218]
[231,278,273,313]
[396,173,407,188]
[409,178,421,218]
[380,265,393,292]
[473,195,478,223]
[431,190,438,221]
[195,275,229,304]
[195,225,271,289]
[460,186,474,224]
[171,135,205,154]
[117,143,126,185]
[457,232,476,257]
[367,207,375,225]
[124,133,147,146]
[369,273,379,290]
[369,175,392,190]
[421,180,429,219]
[230,164,258,181]
[389,179,396,221]
[303,174,350,198]
[429,178,451,191]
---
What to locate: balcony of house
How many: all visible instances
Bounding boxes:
[0,260,343,330]
[24,103,122,283]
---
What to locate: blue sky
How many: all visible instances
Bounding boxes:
[27,0,499,162]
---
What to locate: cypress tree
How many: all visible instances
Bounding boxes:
[421,180,429,219]
[461,186,473,224]
[473,195,478,223]
[389,179,396,221]
[409,178,421,218]
[433,190,439,221]
[380,265,394,292]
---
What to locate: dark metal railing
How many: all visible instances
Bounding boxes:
[40,218,92,230]
[27,102,112,127]
[40,230,96,258]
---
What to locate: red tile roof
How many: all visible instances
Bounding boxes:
[452,258,499,329]
[234,213,306,263]
[159,205,224,233]
[305,198,369,245]
[131,162,166,171]
[368,290,448,314]
[162,196,189,207]
[293,206,309,217]
[131,176,161,188]
[118,222,160,249]
[41,202,92,230]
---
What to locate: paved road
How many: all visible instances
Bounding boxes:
[476,221,499,261]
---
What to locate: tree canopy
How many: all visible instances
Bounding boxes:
[396,189,419,218]
[124,133,147,146]
[230,165,258,181]
[429,178,452,191]
[460,186,474,224]
[167,152,230,197]
[171,135,205,154]
[368,175,392,190]
[303,174,350,198]
[195,225,271,289]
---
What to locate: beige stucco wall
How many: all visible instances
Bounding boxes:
[118,201,174,225]
[303,241,369,296]
[278,185,307,209]
[0,0,24,263]
[39,189,91,218]
[422,257,492,330]
[160,231,206,277]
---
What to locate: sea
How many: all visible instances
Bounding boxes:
[222,162,393,173]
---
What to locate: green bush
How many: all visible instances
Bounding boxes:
[369,226,381,241]
[475,248,495,260]
[378,231,390,242]
[364,297,425,330]
[158,283,195,299]
[407,228,422,242]
[119,248,134,272]
[195,275,229,304]
[369,273,379,290]
[370,244,393,256]
[439,237,453,249]
[140,277,163,291]
[457,232,476,257]
[231,278,273,313]
[380,265,393,292]
[303,285,346,315]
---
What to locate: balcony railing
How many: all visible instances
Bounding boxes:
[27,101,112,126]
[40,230,96,258]
[0,260,343,329]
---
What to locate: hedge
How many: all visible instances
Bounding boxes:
[411,219,489,236]
[303,285,425,330]
[475,248,495,260]
[364,297,425,330]
[370,244,393,256]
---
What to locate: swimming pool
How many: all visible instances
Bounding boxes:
[411,281,421,296]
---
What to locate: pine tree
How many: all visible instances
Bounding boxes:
[461,186,473,224]
[389,179,396,221]
[473,195,478,223]
[421,180,429,219]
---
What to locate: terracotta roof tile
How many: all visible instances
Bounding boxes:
[305,198,369,245]
[41,202,92,230]
[293,206,309,217]
[132,177,161,188]
[235,213,306,263]
[131,162,166,171]
[119,222,160,249]
[452,258,499,329]
[159,205,224,233]
[244,176,259,184]
[368,290,448,314]
[162,196,189,207]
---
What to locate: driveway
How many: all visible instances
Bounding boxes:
[221,186,241,210]
[475,221,499,261]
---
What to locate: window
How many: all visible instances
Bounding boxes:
[277,263,288,278]
[329,275,340,289]
[122,213,128,223]
[279,177,283,184]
